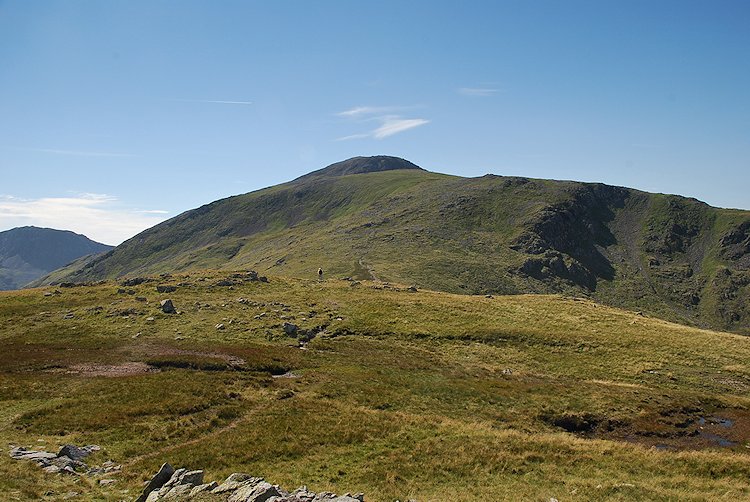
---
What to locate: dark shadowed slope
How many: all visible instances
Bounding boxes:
[0,226,112,290]
[38,156,750,334]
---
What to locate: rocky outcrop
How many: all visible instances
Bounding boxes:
[510,184,625,290]
[136,463,176,502]
[720,220,750,269]
[9,444,120,477]
[140,465,365,502]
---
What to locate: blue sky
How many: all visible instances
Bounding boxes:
[0,0,748,244]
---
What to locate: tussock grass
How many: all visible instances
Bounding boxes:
[0,273,749,500]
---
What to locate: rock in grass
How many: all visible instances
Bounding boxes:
[227,481,281,502]
[135,462,175,502]
[160,299,176,314]
[212,473,263,493]
[9,447,57,462]
[283,322,299,337]
[57,444,99,462]
[157,468,204,497]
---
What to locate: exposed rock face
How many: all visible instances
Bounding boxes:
[10,444,119,479]
[141,465,365,502]
[721,220,750,269]
[510,184,626,291]
[136,463,175,502]
[12,446,365,500]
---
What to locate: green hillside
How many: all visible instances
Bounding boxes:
[38,156,750,334]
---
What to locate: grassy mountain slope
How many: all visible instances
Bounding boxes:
[40,157,750,334]
[0,226,112,290]
[3,274,750,500]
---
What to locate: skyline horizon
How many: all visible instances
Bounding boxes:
[1,1,748,244]
[2,152,747,246]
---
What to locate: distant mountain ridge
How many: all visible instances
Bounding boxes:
[38,156,750,334]
[0,226,112,290]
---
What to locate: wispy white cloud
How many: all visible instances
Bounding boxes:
[458,87,500,97]
[172,99,253,105]
[373,117,430,139]
[336,133,371,141]
[0,194,168,245]
[336,105,429,140]
[337,106,400,118]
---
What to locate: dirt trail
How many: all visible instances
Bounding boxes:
[357,257,379,281]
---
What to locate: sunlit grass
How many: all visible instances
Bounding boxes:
[1,273,749,500]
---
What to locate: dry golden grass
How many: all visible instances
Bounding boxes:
[1,272,749,500]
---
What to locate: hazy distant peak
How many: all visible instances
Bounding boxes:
[296,155,424,180]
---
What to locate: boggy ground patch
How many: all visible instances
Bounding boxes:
[547,405,750,452]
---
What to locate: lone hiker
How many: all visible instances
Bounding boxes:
[318,267,323,280]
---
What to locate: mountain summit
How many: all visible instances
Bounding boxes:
[37,157,750,334]
[0,226,112,290]
[295,155,424,180]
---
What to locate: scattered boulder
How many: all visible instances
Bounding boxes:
[216,323,226,330]
[136,462,175,502]
[283,322,299,337]
[120,277,149,287]
[160,299,176,314]
[156,285,177,293]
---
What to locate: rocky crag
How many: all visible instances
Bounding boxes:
[10,445,368,502]
[137,463,365,502]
